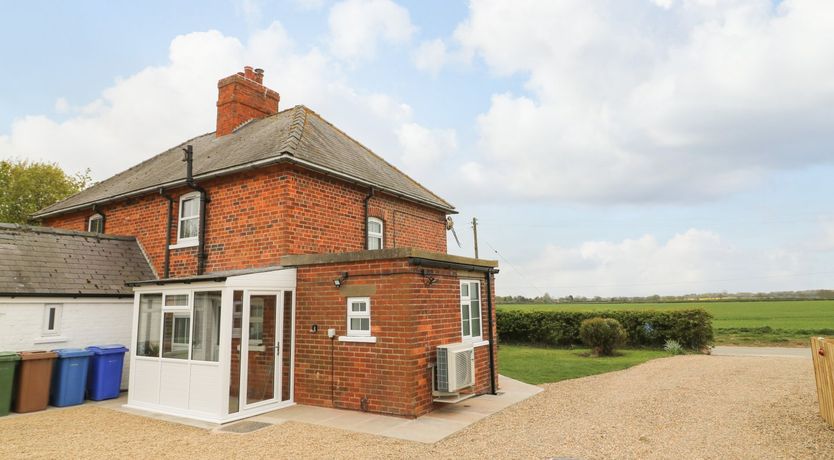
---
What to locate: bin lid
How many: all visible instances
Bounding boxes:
[18,350,58,360]
[86,345,129,355]
[0,352,20,362]
[52,348,94,358]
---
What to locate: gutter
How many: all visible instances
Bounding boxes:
[363,186,374,249]
[0,292,134,299]
[485,268,497,395]
[159,188,175,278]
[126,275,228,287]
[32,154,457,220]
[182,145,209,275]
[407,257,497,273]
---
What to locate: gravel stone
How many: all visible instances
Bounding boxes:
[1,355,832,459]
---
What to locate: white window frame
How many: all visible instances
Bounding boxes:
[173,191,201,248]
[460,280,483,341]
[88,213,103,233]
[171,313,191,352]
[367,217,383,250]
[346,297,371,337]
[248,298,265,349]
[161,292,191,359]
[42,304,63,336]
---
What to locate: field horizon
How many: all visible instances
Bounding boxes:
[497,299,834,347]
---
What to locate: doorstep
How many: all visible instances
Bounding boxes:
[249,375,542,444]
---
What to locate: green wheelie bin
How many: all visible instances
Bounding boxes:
[0,352,20,416]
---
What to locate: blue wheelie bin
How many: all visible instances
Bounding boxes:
[85,345,128,401]
[50,348,93,407]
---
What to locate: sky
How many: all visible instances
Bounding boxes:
[2,0,834,298]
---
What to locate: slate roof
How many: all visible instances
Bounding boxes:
[33,105,454,219]
[0,224,155,296]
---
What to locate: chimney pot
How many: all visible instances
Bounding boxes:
[215,66,280,137]
[244,66,255,80]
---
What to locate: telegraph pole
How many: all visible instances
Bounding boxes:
[472,217,479,259]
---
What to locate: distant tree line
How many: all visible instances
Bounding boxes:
[497,289,834,304]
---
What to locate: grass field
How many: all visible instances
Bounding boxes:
[498,344,668,384]
[498,300,834,346]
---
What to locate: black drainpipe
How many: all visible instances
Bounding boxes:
[363,186,374,250]
[159,188,175,278]
[91,205,106,233]
[485,268,497,395]
[182,145,209,275]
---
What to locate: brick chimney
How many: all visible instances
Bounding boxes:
[216,66,280,137]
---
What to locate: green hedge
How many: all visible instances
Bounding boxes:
[497,309,713,349]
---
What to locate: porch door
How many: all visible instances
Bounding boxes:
[242,293,281,408]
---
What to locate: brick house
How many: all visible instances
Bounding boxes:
[32,66,498,423]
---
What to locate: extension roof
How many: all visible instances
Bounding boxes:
[33,105,454,219]
[0,224,155,296]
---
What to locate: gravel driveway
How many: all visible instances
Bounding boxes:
[1,355,832,459]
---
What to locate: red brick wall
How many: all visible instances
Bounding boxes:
[42,164,447,278]
[293,258,497,418]
[283,166,447,254]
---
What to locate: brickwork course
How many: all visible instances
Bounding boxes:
[35,66,498,418]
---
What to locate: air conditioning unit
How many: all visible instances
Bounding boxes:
[436,342,475,393]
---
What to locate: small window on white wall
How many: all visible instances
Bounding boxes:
[367,217,383,250]
[88,214,104,233]
[177,192,201,245]
[347,297,371,336]
[42,304,63,336]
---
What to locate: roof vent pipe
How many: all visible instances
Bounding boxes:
[183,145,194,183]
[181,144,209,275]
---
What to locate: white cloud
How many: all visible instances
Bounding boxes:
[0,22,452,183]
[235,0,263,27]
[294,0,325,10]
[413,39,448,76]
[396,122,457,171]
[651,0,674,9]
[53,97,70,114]
[452,0,834,204]
[499,228,824,297]
[327,0,416,61]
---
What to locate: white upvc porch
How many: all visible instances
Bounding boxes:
[126,267,296,423]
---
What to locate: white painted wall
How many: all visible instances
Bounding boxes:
[0,297,133,389]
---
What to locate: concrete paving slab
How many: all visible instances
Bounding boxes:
[257,374,542,443]
[380,416,470,443]
[94,375,541,444]
[712,346,811,358]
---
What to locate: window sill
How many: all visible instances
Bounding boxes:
[461,338,489,348]
[338,336,377,343]
[169,240,199,250]
[34,336,68,344]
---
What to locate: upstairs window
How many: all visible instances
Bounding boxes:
[460,281,482,341]
[88,214,104,233]
[367,217,383,250]
[177,192,201,245]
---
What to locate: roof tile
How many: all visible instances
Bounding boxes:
[0,224,154,295]
[34,106,453,218]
